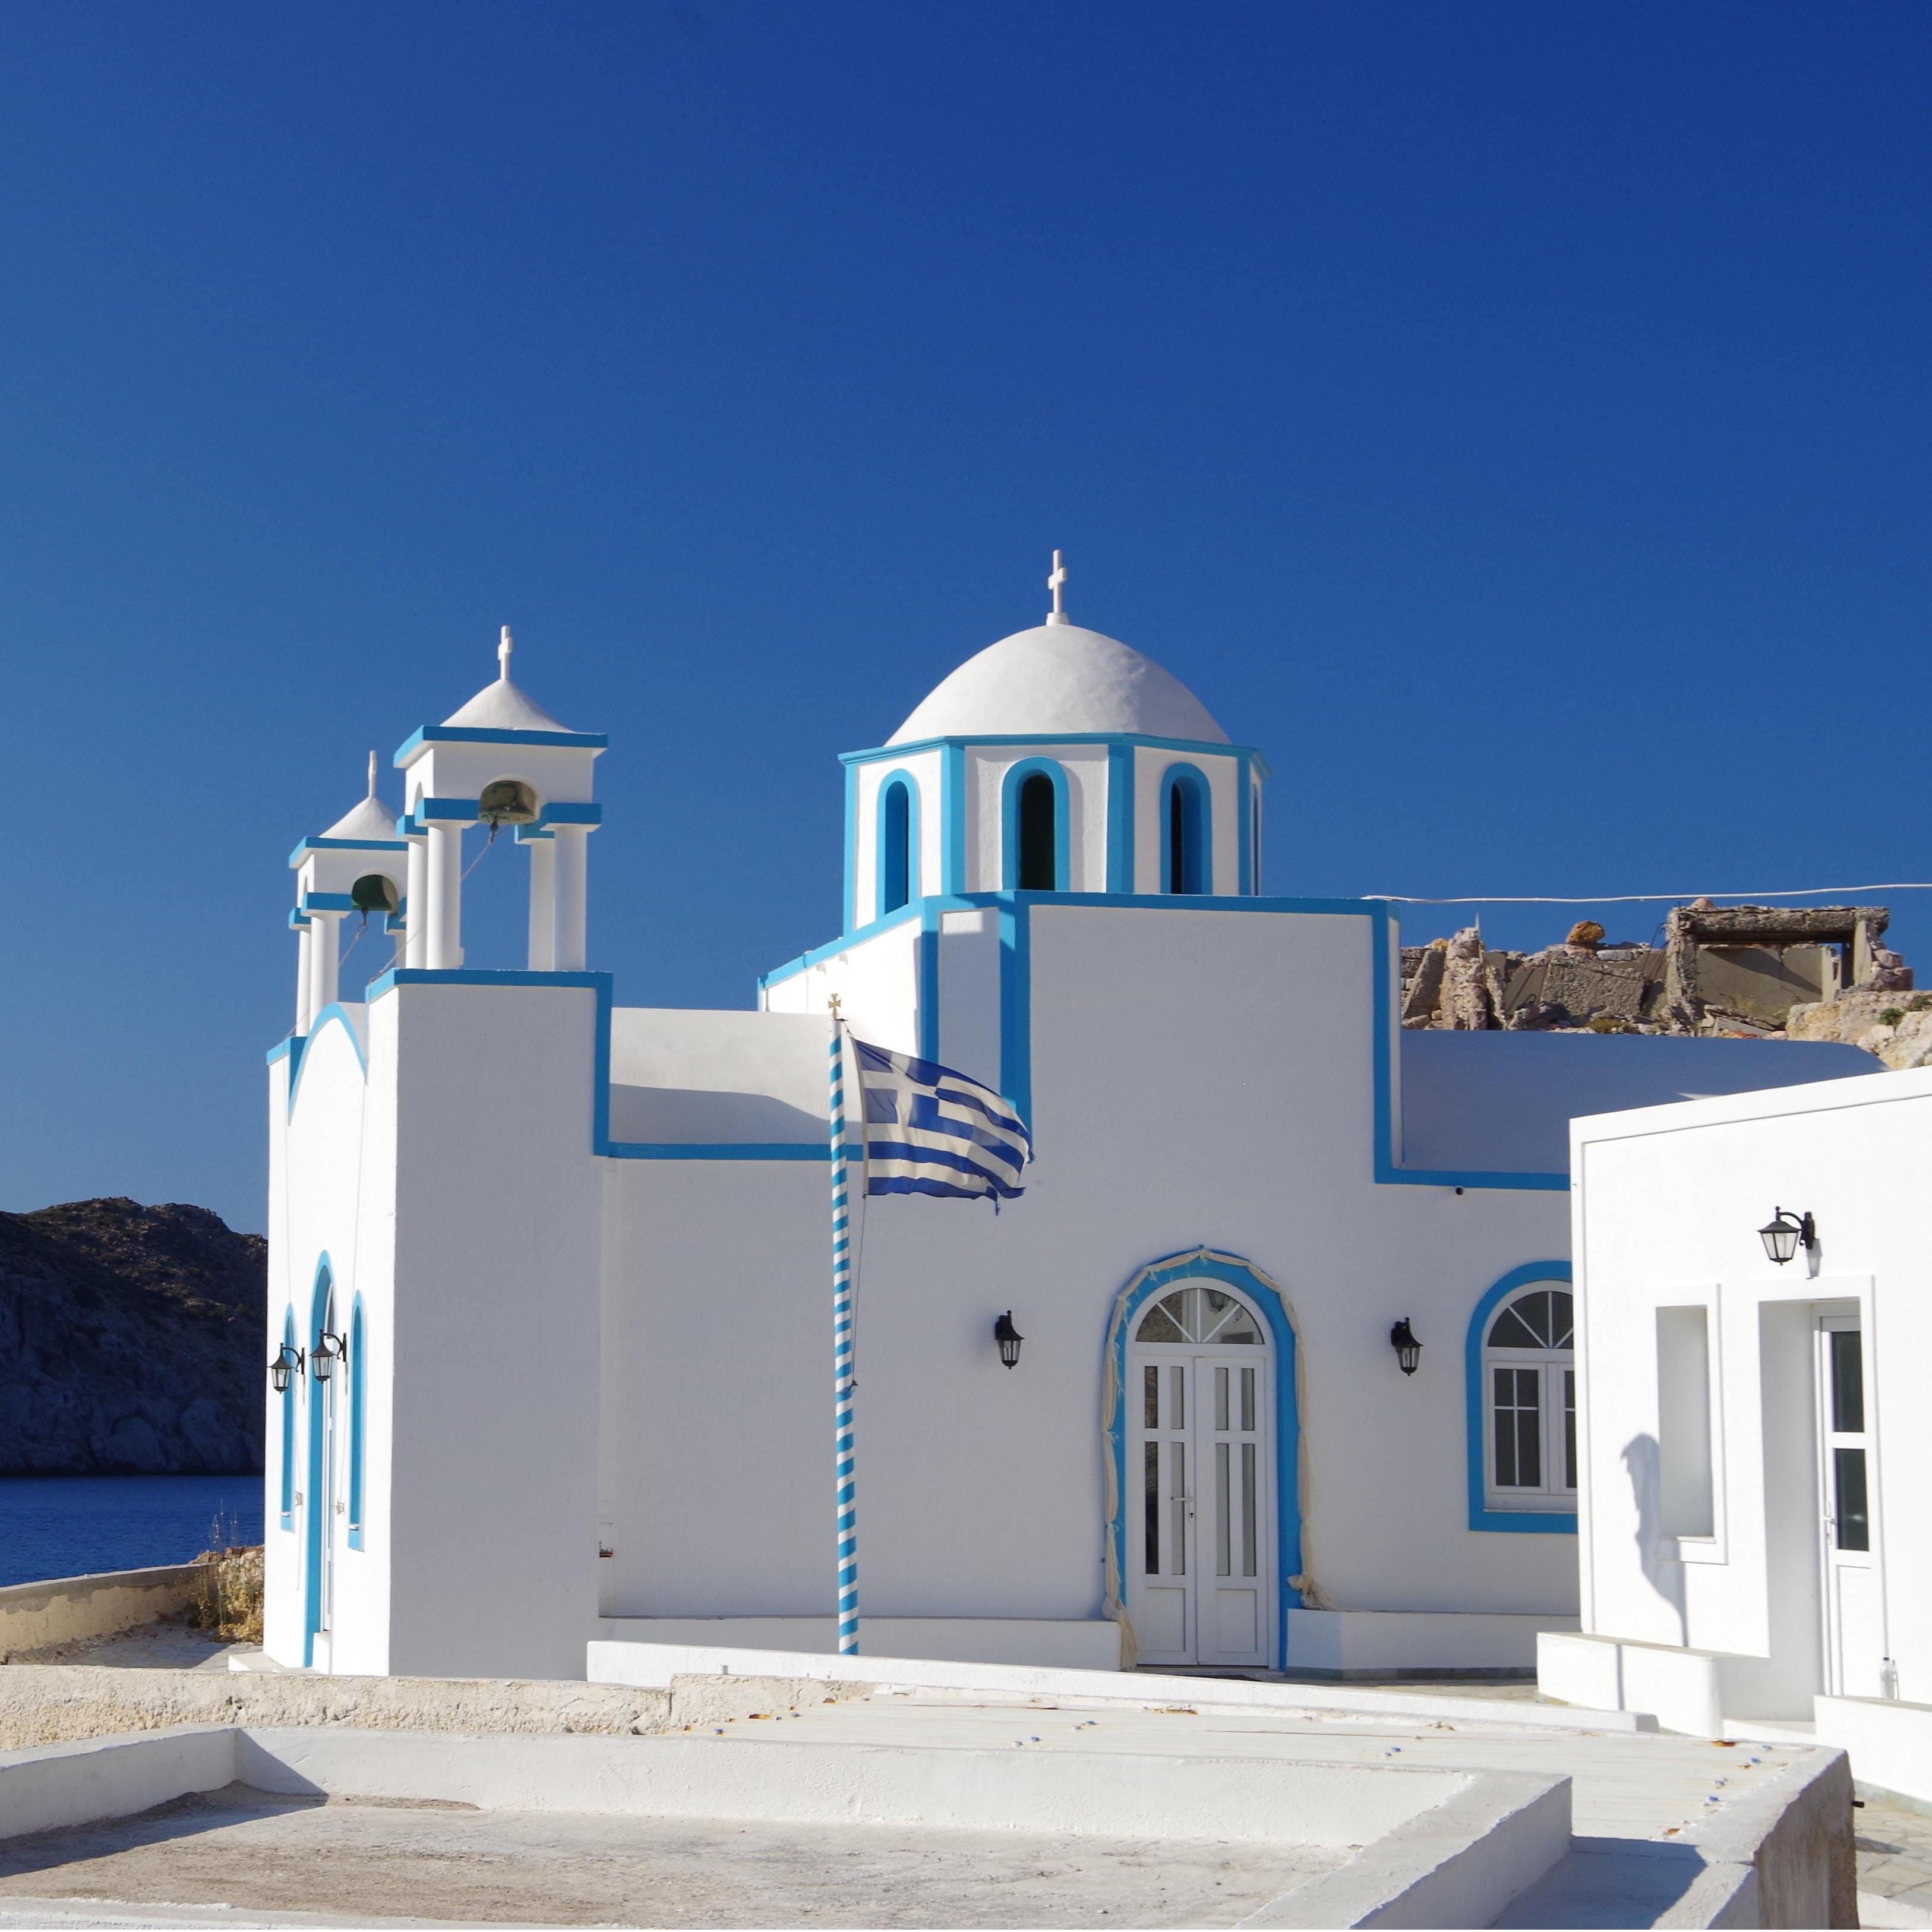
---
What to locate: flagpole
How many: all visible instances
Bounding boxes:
[826,996,860,1656]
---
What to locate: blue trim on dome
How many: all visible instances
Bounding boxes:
[1105,744,1134,892]
[847,731,1268,778]
[289,835,409,867]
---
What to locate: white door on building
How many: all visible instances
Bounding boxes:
[1128,1284,1274,1670]
[1817,1314,1883,1697]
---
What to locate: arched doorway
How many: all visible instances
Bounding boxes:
[1109,1251,1296,1670]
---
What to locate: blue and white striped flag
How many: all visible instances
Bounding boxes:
[853,1040,1031,1202]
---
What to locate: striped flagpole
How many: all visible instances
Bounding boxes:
[827,998,860,1655]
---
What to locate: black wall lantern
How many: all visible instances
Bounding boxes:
[1389,1318,1422,1376]
[1759,1207,1817,1267]
[993,1311,1024,1369]
[312,1330,348,1382]
[269,1342,305,1393]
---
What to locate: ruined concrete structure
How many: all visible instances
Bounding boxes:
[1400,902,1925,1065]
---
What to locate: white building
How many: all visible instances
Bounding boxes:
[1542,1066,1932,1802]
[263,585,1875,1682]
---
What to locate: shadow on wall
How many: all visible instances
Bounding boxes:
[1622,1434,1687,1646]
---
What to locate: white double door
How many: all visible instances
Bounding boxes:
[1129,1347,1275,1669]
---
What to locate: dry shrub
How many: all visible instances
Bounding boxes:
[190,1544,264,1644]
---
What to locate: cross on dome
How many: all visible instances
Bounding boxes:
[1046,550,1069,626]
[498,625,513,678]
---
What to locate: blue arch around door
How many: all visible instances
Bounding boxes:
[302,1256,334,1666]
[1103,1246,1302,1666]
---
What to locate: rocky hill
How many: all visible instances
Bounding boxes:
[0,1198,264,1475]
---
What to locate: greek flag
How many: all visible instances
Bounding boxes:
[854,1040,1031,1202]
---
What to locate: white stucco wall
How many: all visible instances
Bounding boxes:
[1568,1068,1932,1719]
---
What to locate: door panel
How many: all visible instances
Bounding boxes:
[1818,1317,1883,1698]
[1128,1331,1274,1669]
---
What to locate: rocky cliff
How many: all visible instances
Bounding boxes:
[0,1198,264,1475]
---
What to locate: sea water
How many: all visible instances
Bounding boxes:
[0,1476,264,1588]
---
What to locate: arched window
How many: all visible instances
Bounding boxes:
[1017,772,1057,890]
[278,1308,296,1529]
[1134,1285,1264,1345]
[1161,766,1211,894]
[878,777,915,916]
[1483,1283,1576,1510]
[347,1298,367,1548]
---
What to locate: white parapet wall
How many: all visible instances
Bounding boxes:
[1287,1609,1579,1677]
[0,1565,206,1660]
[1538,1630,1810,1740]
[596,1616,1122,1671]
[588,1637,1659,1732]
[1814,1695,1932,1808]
[0,1722,1576,1930]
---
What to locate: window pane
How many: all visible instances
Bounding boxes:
[1216,1443,1231,1576]
[1494,1366,1542,1489]
[1018,772,1057,890]
[1494,1368,1519,1486]
[1137,1301,1183,1343]
[1215,1366,1229,1432]
[1241,1441,1257,1577]
[1830,1331,1864,1435]
[1835,1447,1870,1551]
[1489,1304,1542,1350]
[1515,1397,1542,1489]
[1143,1364,1158,1430]
[1144,1442,1159,1573]
[1240,1366,1255,1434]
[1170,1442,1187,1575]
[1564,1368,1577,1492]
[1551,1290,1575,1349]
[1172,1365,1185,1431]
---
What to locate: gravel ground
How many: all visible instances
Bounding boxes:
[0,1783,1343,1929]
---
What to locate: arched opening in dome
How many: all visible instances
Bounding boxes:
[877,776,916,915]
[1162,765,1211,895]
[1017,772,1057,891]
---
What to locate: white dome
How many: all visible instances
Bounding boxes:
[443,674,570,733]
[320,793,399,842]
[889,624,1227,746]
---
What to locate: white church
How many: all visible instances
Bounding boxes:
[263,564,1874,1682]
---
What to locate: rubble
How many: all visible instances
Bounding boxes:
[1399,903,1915,1061]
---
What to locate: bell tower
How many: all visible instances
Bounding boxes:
[288,754,409,1033]
[393,629,607,971]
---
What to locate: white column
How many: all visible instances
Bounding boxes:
[527,837,557,971]
[295,924,314,1035]
[404,832,428,968]
[426,823,464,969]
[310,912,342,1016]
[552,825,588,971]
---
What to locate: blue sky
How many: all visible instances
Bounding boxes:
[2,2,1927,1230]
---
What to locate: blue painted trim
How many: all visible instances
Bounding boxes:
[844,731,1270,779]
[874,769,921,918]
[513,824,554,842]
[365,967,608,997]
[299,892,358,914]
[285,1005,369,1118]
[538,801,602,826]
[277,1306,296,1529]
[918,903,941,1061]
[1105,743,1134,892]
[999,898,1030,1127]
[394,724,607,763]
[346,1296,366,1549]
[287,909,311,931]
[843,760,860,933]
[999,757,1072,891]
[1236,752,1253,896]
[1105,1248,1303,1668]
[941,743,967,893]
[1365,907,1568,1192]
[1466,1261,1577,1534]
[289,835,409,866]
[1158,762,1213,895]
[302,1258,334,1666]
[266,1036,296,1065]
[418,795,481,823]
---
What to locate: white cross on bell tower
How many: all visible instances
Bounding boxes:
[1046,549,1069,626]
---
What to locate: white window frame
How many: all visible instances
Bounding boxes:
[1483,1284,1577,1513]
